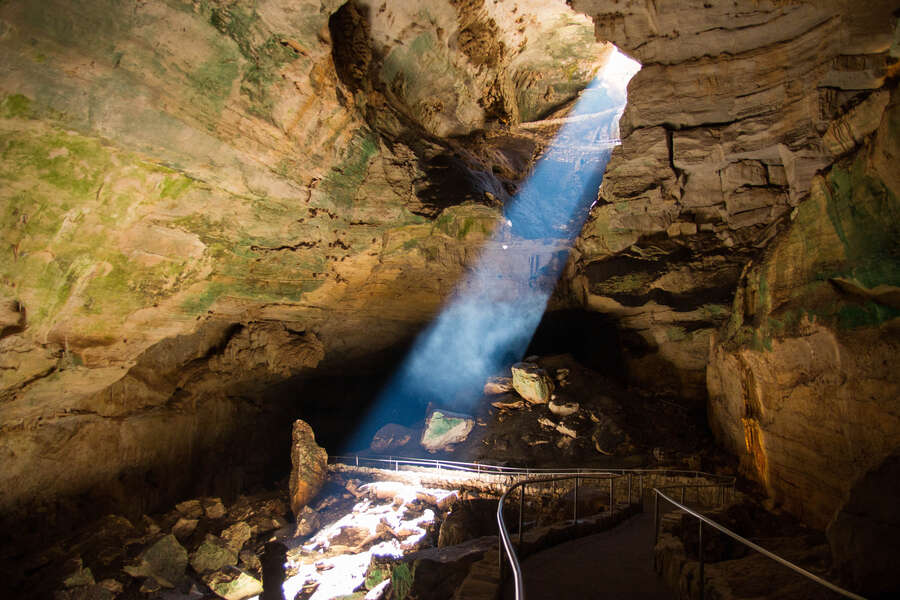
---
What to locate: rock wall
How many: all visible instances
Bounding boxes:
[569,0,899,400]
[707,85,900,528]
[0,0,609,522]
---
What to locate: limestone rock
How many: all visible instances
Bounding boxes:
[510,362,554,404]
[827,448,900,598]
[548,399,579,417]
[190,536,238,575]
[438,499,501,548]
[294,506,321,538]
[221,522,253,555]
[370,423,415,453]
[203,498,227,520]
[123,534,188,588]
[483,376,513,395]
[706,92,900,527]
[204,567,263,600]
[288,420,328,519]
[176,500,204,520]
[420,409,475,453]
[171,518,198,541]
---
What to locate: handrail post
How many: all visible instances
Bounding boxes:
[573,476,579,524]
[608,477,613,512]
[355,455,358,467]
[628,473,633,505]
[698,520,705,600]
[518,484,525,552]
[611,478,616,510]
[653,491,660,546]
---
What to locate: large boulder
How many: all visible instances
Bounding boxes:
[370,423,416,453]
[420,410,474,453]
[288,420,328,520]
[827,448,900,598]
[510,362,554,404]
[122,534,188,588]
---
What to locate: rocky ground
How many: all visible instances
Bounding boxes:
[361,353,728,474]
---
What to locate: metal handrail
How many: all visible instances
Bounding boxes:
[330,455,736,482]
[652,488,867,600]
[496,473,733,600]
[497,473,625,600]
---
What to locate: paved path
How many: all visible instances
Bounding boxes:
[502,512,673,600]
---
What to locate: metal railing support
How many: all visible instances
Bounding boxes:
[698,520,704,600]
[573,476,579,524]
[518,484,525,552]
[653,491,660,546]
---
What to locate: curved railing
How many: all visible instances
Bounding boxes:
[652,488,867,600]
[494,470,734,600]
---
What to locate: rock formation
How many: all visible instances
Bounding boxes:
[0,0,607,525]
[288,419,327,518]
[0,0,897,568]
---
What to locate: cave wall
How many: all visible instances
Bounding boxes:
[0,0,610,522]
[570,0,899,527]
[707,86,900,528]
[569,0,899,400]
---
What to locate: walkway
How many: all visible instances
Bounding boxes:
[502,511,672,600]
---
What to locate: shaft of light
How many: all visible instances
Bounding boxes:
[344,49,640,451]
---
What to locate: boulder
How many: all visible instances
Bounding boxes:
[204,498,227,520]
[294,506,321,538]
[370,423,415,453]
[204,567,263,600]
[437,499,499,547]
[123,534,188,588]
[220,521,252,554]
[175,499,204,519]
[510,362,554,404]
[190,535,238,575]
[420,409,474,453]
[171,518,198,541]
[548,399,579,417]
[289,419,328,519]
[483,376,513,395]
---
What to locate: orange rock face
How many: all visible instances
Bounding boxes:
[288,420,328,519]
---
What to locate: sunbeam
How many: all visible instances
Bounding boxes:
[344,47,641,452]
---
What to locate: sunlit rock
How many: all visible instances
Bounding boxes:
[289,420,328,519]
[511,362,554,404]
[548,399,579,417]
[483,376,514,395]
[370,423,416,453]
[420,409,475,452]
[204,567,263,600]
